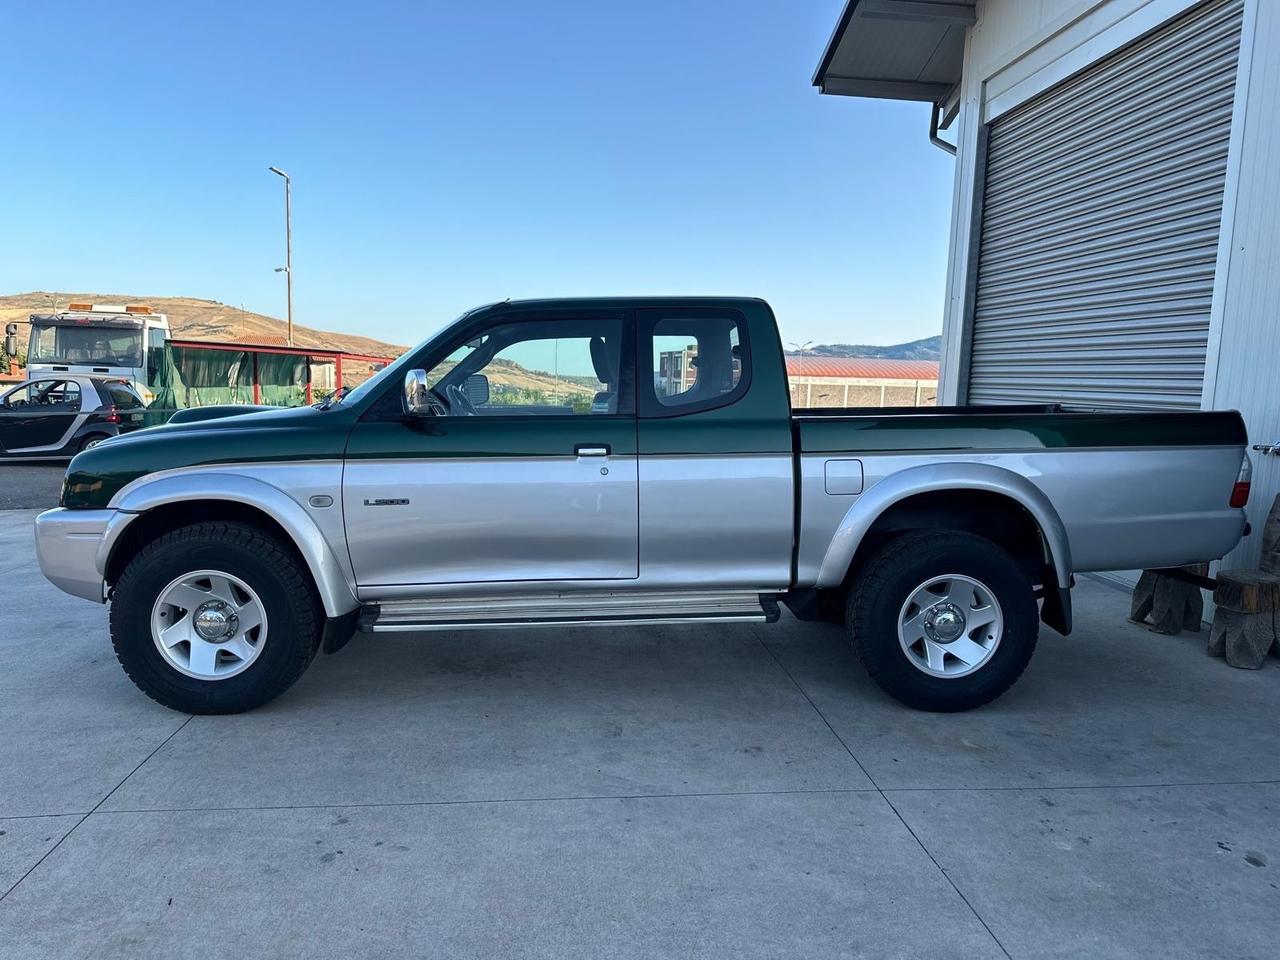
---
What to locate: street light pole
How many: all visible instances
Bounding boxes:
[788,340,813,377]
[268,166,293,346]
[788,341,813,408]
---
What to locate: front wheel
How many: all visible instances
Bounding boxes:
[110,522,322,714]
[848,531,1038,711]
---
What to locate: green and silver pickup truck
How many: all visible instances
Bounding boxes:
[35,297,1253,714]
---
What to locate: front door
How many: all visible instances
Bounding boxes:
[343,310,637,587]
[0,380,84,454]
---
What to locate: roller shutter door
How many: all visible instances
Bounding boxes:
[967,0,1243,410]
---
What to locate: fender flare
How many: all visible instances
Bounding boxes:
[97,472,360,617]
[815,462,1073,589]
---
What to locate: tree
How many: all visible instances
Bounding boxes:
[2,349,27,375]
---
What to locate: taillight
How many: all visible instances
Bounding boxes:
[1230,453,1253,508]
[1230,483,1250,508]
[104,404,120,425]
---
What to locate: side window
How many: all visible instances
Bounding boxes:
[45,381,81,408]
[424,317,627,416]
[146,328,167,383]
[2,384,33,408]
[645,312,748,415]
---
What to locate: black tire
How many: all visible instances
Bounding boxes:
[847,530,1038,712]
[78,433,111,452]
[110,521,322,714]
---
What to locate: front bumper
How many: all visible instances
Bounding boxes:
[34,508,117,603]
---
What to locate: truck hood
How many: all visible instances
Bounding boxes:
[62,404,355,509]
[165,404,281,425]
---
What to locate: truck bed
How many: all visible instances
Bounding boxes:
[791,405,1248,582]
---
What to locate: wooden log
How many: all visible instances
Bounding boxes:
[1130,564,1208,635]
[1207,608,1233,657]
[1213,570,1280,613]
[1209,606,1279,668]
[1182,577,1206,632]
[1129,571,1157,623]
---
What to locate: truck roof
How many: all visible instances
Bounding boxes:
[28,310,168,325]
[471,296,768,312]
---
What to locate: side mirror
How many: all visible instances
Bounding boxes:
[464,373,489,407]
[403,369,431,416]
[3,323,16,359]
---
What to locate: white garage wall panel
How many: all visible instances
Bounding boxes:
[966,0,1244,409]
[1204,0,1279,575]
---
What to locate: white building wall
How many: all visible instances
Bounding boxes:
[938,0,1279,571]
[1202,0,1280,572]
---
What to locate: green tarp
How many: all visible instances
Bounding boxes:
[144,345,311,423]
[254,352,308,407]
[143,342,182,427]
[171,346,252,406]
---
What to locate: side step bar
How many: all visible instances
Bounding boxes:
[359,592,781,633]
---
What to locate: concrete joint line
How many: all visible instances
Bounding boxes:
[752,626,1014,960]
[0,715,193,903]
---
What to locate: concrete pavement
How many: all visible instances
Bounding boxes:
[1,507,1277,958]
[0,464,63,510]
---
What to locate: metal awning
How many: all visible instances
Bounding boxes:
[813,0,975,104]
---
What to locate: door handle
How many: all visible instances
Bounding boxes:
[1252,441,1280,455]
[574,444,610,457]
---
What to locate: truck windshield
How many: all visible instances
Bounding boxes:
[28,323,143,367]
[334,355,400,406]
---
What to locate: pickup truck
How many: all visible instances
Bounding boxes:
[35,297,1252,715]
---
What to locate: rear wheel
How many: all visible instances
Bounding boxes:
[78,433,111,452]
[110,522,322,714]
[848,531,1038,711]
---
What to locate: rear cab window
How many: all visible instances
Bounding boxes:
[640,309,749,416]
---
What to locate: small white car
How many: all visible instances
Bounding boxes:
[0,374,146,460]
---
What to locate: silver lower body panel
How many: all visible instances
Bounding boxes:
[34,508,114,603]
[361,591,778,633]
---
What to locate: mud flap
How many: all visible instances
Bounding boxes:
[1039,578,1073,637]
[321,608,361,654]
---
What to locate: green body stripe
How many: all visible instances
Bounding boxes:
[345,417,637,460]
[796,410,1247,454]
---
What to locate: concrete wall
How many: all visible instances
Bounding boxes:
[938,0,1279,570]
[788,378,938,409]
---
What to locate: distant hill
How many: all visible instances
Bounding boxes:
[0,292,409,359]
[804,335,941,361]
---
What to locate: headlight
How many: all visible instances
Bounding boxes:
[62,476,104,509]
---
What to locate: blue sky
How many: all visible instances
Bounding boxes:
[0,1,955,348]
